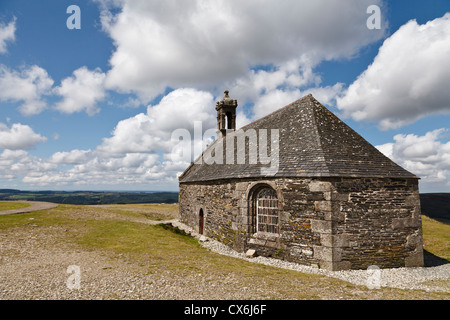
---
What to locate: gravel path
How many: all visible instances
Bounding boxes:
[0,201,59,216]
[172,221,450,293]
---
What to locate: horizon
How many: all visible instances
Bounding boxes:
[1,188,448,195]
[0,188,178,193]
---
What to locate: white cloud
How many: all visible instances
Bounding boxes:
[50,149,94,165]
[0,149,57,183]
[98,88,216,155]
[0,122,47,150]
[376,129,450,191]
[228,57,322,107]
[0,65,54,115]
[18,151,172,188]
[337,13,450,130]
[251,89,302,120]
[0,65,106,116]
[54,67,106,115]
[99,0,385,102]
[0,18,16,54]
[11,88,219,188]
[236,82,344,121]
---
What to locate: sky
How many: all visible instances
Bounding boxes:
[0,0,449,193]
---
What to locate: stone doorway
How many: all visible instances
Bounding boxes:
[199,209,204,235]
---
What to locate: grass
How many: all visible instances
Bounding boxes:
[87,203,178,221]
[0,201,31,211]
[0,203,449,300]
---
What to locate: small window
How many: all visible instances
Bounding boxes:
[256,188,279,233]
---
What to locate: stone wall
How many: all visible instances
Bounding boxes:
[179,177,423,270]
[333,178,424,270]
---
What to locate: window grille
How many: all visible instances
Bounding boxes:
[256,188,279,233]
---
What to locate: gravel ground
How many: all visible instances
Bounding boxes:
[0,207,448,300]
[0,224,261,300]
[172,221,450,293]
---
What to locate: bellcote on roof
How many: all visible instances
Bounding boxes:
[179,94,418,183]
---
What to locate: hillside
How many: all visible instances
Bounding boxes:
[1,190,448,221]
[0,189,178,205]
[420,193,450,221]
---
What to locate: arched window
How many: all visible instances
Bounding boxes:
[256,188,279,233]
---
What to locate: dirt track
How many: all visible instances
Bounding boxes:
[0,201,59,216]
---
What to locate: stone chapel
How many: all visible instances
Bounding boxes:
[178,91,424,271]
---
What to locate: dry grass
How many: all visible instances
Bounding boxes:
[0,201,31,211]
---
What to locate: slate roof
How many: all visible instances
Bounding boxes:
[178,94,418,183]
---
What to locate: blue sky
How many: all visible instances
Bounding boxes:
[0,0,449,192]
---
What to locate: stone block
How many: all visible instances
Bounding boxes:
[265,240,280,249]
[392,217,419,229]
[324,209,344,222]
[331,261,352,271]
[237,199,247,208]
[279,211,291,222]
[320,260,351,271]
[308,181,332,192]
[235,182,249,192]
[313,245,331,261]
[405,251,424,267]
[246,249,257,258]
[319,260,352,271]
[249,238,266,246]
[331,192,350,201]
[314,200,332,212]
[406,231,422,248]
[313,245,343,262]
[311,220,332,234]
[236,215,248,225]
[320,234,350,248]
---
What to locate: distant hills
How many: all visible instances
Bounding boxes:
[0,189,448,221]
[420,193,450,221]
[0,189,178,205]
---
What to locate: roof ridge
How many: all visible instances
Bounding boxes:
[308,96,331,177]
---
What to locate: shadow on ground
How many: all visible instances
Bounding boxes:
[424,249,449,267]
